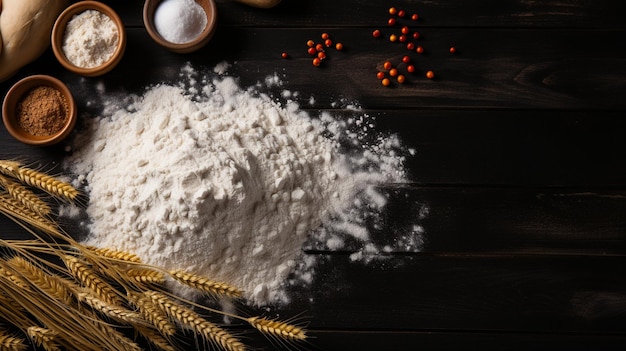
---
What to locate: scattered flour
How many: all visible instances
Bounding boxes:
[64,63,416,305]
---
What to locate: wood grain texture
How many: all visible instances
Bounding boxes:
[1,0,625,350]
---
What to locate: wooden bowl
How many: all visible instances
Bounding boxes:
[2,75,77,146]
[143,0,217,54]
[51,1,126,77]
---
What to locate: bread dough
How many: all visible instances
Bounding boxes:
[0,0,69,82]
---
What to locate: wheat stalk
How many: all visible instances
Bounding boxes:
[62,255,121,306]
[246,316,307,342]
[0,175,51,216]
[145,290,246,351]
[83,246,142,263]
[169,269,243,299]
[0,194,60,236]
[0,330,26,351]
[134,325,176,351]
[0,161,79,202]
[27,327,62,351]
[89,317,143,351]
[5,256,74,304]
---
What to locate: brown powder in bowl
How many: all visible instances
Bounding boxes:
[16,86,70,136]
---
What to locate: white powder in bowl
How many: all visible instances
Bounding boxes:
[154,0,207,44]
[63,10,119,68]
[64,63,413,305]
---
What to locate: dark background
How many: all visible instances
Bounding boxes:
[1,0,626,350]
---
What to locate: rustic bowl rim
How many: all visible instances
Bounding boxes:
[2,75,77,146]
[143,0,217,54]
[51,1,126,77]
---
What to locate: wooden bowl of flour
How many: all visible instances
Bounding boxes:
[51,1,126,77]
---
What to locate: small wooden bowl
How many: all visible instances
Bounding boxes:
[51,1,126,77]
[2,75,77,146]
[143,0,217,54]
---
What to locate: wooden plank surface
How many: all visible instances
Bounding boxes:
[1,0,625,350]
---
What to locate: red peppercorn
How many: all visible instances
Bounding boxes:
[373,29,381,38]
[406,42,415,50]
[413,32,420,40]
[313,58,322,67]
[315,43,324,52]
[389,68,398,77]
[397,75,406,84]
[307,40,315,47]
[382,78,391,86]
[335,42,344,51]
[389,34,398,42]
[426,70,435,79]
[449,46,457,54]
[376,71,385,80]
[321,33,330,40]
[388,18,396,26]
[407,64,415,73]
[411,13,419,21]
[307,47,316,55]
[317,51,327,60]
[401,26,410,35]
[325,39,333,47]
[281,52,288,59]
[389,7,397,15]
[383,61,392,70]
[399,35,407,43]
[398,9,406,17]
[402,55,410,64]
[416,45,424,54]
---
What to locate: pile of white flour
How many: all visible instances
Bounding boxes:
[64,63,412,305]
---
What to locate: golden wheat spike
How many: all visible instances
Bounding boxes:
[0,161,79,203]
[126,268,166,285]
[144,291,246,351]
[0,329,26,351]
[168,269,243,298]
[6,256,74,305]
[62,255,121,306]
[134,325,176,351]
[0,175,51,216]
[78,291,142,324]
[246,316,307,342]
[0,194,61,236]
[27,327,62,351]
[0,264,29,290]
[83,246,143,263]
[128,291,177,337]
[89,318,143,351]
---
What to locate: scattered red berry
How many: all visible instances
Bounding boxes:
[281,52,288,59]
[373,29,381,38]
[383,61,392,70]
[426,70,435,79]
[406,42,415,50]
[401,26,410,35]
[307,47,316,55]
[411,13,419,21]
[382,77,391,86]
[398,9,406,17]
[413,32,420,40]
[416,45,424,54]
[313,58,322,67]
[321,33,330,40]
[325,39,333,47]
[402,55,410,64]
[388,18,396,26]
[449,46,457,54]
[397,75,406,83]
[389,7,397,15]
[317,51,327,60]
[335,42,344,51]
[407,64,415,73]
[315,43,324,52]
[399,35,407,43]
[376,71,385,80]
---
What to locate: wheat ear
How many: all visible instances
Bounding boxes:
[83,246,142,263]
[0,161,79,202]
[89,318,143,351]
[62,255,121,306]
[77,291,143,324]
[0,330,26,351]
[247,316,307,342]
[128,291,177,337]
[126,268,166,285]
[0,194,60,236]
[27,327,62,351]
[0,264,29,290]
[134,325,176,351]
[5,256,74,305]
[169,269,243,298]
[145,291,246,351]
[0,175,51,216]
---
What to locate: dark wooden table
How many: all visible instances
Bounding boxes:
[2,1,626,350]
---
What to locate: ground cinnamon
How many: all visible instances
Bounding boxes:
[16,86,69,137]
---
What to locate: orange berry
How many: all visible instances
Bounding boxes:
[397,75,406,83]
[325,39,333,47]
[383,61,392,70]
[389,68,398,77]
[313,58,322,67]
[317,51,326,60]
[316,43,324,52]
[389,7,397,15]
[321,32,330,40]
[389,34,398,42]
[382,78,391,86]
[307,40,315,47]
[426,70,435,79]
[335,42,344,51]
[416,45,424,54]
